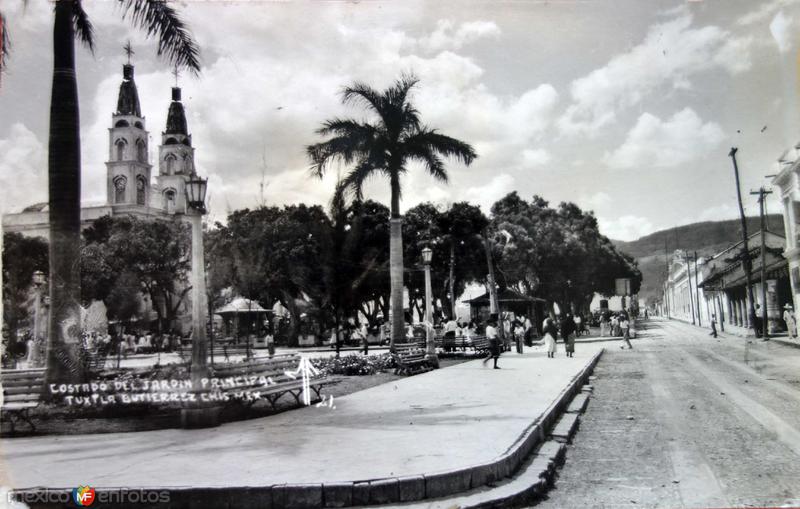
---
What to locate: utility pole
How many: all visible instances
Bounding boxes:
[729,147,758,336]
[693,251,702,327]
[751,186,773,340]
[664,236,670,319]
[685,252,696,325]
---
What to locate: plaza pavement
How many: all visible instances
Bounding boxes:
[0,342,604,491]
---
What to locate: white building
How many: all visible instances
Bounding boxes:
[3,61,200,238]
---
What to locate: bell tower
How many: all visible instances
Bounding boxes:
[106,47,151,208]
[156,68,196,215]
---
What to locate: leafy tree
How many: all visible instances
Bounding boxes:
[2,0,200,384]
[209,205,330,345]
[307,75,476,349]
[490,192,641,313]
[2,232,49,349]
[438,202,489,318]
[81,216,192,333]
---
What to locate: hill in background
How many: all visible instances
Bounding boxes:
[612,215,785,304]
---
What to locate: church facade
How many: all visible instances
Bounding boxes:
[2,62,200,238]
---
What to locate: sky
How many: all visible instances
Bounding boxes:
[2,0,800,241]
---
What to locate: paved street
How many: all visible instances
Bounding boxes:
[535,318,800,509]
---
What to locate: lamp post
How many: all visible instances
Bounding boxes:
[30,270,46,366]
[181,174,219,428]
[421,246,439,368]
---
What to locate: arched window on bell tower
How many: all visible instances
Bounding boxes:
[136,139,147,163]
[114,176,127,203]
[136,176,146,206]
[163,188,176,214]
[116,139,127,161]
[165,154,177,175]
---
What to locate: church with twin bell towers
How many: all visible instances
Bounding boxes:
[2,51,203,238]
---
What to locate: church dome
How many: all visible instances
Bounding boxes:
[116,64,142,117]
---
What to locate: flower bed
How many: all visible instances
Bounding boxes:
[311,353,394,376]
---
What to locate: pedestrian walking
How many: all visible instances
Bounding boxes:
[600,312,609,337]
[543,317,558,358]
[560,313,575,357]
[619,314,633,349]
[709,314,718,338]
[482,314,501,369]
[513,318,525,354]
[784,304,796,339]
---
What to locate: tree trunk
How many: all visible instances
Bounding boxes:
[45,0,84,386]
[449,242,456,319]
[389,173,404,351]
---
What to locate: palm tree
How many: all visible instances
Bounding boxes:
[3,1,200,384]
[307,76,476,350]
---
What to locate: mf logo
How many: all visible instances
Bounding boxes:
[72,486,96,506]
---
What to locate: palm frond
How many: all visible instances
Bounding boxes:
[407,149,447,182]
[341,81,383,113]
[341,156,381,201]
[387,73,419,108]
[118,0,201,74]
[0,11,9,78]
[306,136,369,178]
[316,118,380,140]
[403,128,477,166]
[72,1,95,53]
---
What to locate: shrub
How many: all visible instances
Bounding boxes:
[311,353,394,376]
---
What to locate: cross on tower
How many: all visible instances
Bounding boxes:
[172,65,181,88]
[123,41,134,64]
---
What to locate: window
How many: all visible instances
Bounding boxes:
[136,177,146,206]
[164,189,176,213]
[183,154,193,174]
[114,176,127,203]
[114,120,129,128]
[115,139,126,161]
[165,154,176,175]
[136,139,147,163]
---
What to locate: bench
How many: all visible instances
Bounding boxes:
[210,354,329,408]
[84,350,107,373]
[392,342,434,375]
[471,336,491,355]
[1,368,45,433]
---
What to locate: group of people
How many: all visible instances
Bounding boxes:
[598,311,634,342]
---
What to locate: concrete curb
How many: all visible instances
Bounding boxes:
[11,349,604,509]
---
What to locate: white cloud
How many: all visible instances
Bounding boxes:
[582,191,612,211]
[419,20,501,53]
[599,215,655,241]
[603,108,724,169]
[464,173,515,213]
[558,13,752,136]
[770,11,795,53]
[520,148,551,167]
[0,123,47,214]
[738,0,800,26]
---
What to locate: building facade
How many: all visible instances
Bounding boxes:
[771,146,800,314]
[2,62,199,238]
[699,230,791,336]
[2,60,204,333]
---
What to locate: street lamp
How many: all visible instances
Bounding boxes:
[181,174,218,428]
[421,246,439,368]
[30,270,46,366]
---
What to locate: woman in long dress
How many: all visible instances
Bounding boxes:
[784,304,796,339]
[543,318,558,358]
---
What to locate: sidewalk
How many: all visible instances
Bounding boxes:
[0,342,603,492]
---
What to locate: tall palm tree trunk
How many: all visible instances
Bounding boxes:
[45,0,84,386]
[389,174,405,351]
